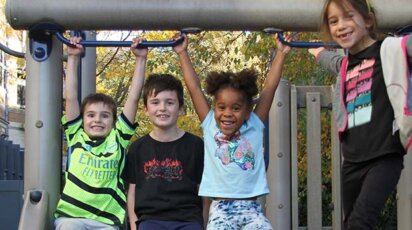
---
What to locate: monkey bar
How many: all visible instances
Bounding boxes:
[6,0,412,32]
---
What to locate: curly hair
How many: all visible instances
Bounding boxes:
[205,69,259,107]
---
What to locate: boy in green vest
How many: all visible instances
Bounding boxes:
[54,36,147,229]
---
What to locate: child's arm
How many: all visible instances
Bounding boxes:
[254,35,291,122]
[127,184,137,230]
[308,47,343,75]
[122,38,148,123]
[202,197,211,228]
[407,35,412,67]
[173,34,210,122]
[65,36,84,121]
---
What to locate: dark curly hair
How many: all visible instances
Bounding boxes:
[143,73,184,107]
[205,69,259,108]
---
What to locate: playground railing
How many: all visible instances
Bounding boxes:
[265,81,342,230]
[0,139,24,229]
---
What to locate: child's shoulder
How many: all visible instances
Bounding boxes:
[182,132,203,143]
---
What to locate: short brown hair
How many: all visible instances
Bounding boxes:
[80,93,117,120]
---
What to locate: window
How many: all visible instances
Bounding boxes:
[0,66,3,87]
[17,85,25,108]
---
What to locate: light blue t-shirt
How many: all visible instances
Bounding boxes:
[198,110,269,198]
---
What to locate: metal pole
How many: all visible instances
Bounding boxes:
[6,0,412,32]
[21,35,62,229]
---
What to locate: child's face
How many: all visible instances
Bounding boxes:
[144,90,183,130]
[327,1,374,54]
[214,87,251,136]
[83,102,114,139]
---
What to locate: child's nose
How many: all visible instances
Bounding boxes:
[337,19,346,30]
[160,102,167,110]
[94,115,103,122]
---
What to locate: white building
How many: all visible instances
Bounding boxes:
[0,10,26,148]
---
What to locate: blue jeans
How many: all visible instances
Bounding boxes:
[54,217,119,230]
[207,200,273,230]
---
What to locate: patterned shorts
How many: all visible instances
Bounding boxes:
[207,200,273,230]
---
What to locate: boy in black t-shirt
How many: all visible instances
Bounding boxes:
[124,74,207,230]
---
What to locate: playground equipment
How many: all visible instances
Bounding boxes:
[3,0,412,229]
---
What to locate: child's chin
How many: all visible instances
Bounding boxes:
[87,132,109,140]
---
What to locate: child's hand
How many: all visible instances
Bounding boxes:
[172,33,188,54]
[308,47,326,60]
[131,37,149,58]
[275,34,292,55]
[67,36,84,57]
[307,40,326,61]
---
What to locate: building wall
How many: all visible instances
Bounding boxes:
[0,12,26,148]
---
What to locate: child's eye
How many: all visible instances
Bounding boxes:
[344,13,354,20]
[328,19,337,25]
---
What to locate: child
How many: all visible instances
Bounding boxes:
[124,74,206,230]
[173,33,291,229]
[307,0,412,229]
[54,36,147,229]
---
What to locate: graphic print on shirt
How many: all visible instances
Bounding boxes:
[346,59,375,129]
[143,158,183,181]
[214,131,255,170]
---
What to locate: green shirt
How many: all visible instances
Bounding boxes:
[55,113,137,225]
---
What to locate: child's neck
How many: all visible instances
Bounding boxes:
[149,127,185,142]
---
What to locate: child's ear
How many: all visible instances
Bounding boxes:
[365,12,375,29]
[144,105,149,116]
[178,106,184,116]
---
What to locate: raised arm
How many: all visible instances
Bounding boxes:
[65,36,84,121]
[173,34,210,122]
[254,34,291,122]
[122,37,148,123]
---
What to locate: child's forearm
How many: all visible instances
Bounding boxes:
[254,51,286,120]
[317,50,344,75]
[407,35,412,67]
[178,51,201,91]
[123,57,146,123]
[177,50,209,121]
[127,184,138,230]
[65,55,81,119]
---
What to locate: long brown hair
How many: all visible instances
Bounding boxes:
[320,0,378,41]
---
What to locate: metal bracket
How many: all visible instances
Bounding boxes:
[28,23,65,62]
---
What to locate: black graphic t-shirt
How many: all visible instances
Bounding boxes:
[124,132,204,224]
[342,41,405,162]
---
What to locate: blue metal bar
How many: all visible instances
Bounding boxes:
[277,32,340,48]
[54,31,184,48]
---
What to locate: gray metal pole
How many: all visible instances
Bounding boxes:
[6,0,412,32]
[81,31,97,100]
[22,35,62,229]
[266,79,291,230]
